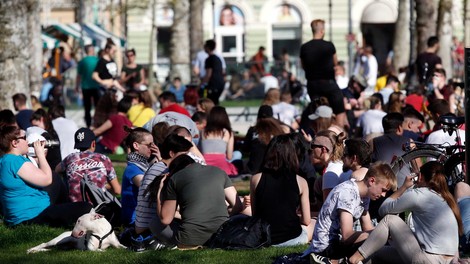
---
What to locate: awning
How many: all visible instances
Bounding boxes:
[51,23,92,45]
[82,23,126,48]
[41,33,58,49]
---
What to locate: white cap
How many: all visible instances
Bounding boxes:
[308,105,333,120]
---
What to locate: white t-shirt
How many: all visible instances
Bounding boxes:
[322,161,345,190]
[52,117,78,159]
[261,75,279,93]
[272,102,299,126]
[309,179,370,253]
[357,109,386,137]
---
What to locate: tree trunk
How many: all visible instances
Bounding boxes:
[27,0,42,97]
[0,0,32,110]
[189,0,204,83]
[415,0,436,53]
[437,0,453,79]
[393,0,410,73]
[169,0,190,84]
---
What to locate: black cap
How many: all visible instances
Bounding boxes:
[74,127,95,149]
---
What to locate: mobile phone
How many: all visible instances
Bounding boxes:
[410,173,418,183]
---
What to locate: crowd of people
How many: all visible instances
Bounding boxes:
[0,17,468,263]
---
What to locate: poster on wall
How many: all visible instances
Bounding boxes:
[216,5,244,27]
[272,3,301,24]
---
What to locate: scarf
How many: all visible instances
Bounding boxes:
[127,152,149,172]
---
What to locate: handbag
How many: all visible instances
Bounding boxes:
[206,214,271,250]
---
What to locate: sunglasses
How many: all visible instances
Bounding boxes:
[311,143,329,153]
[16,135,27,141]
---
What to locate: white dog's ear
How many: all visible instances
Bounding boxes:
[93,213,104,220]
[90,208,96,214]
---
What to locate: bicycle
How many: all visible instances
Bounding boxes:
[391,115,466,191]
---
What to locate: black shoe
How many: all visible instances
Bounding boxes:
[310,253,332,264]
[130,234,156,252]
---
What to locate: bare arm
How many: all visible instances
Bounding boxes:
[339,210,369,245]
[359,211,374,232]
[298,176,311,226]
[92,72,113,88]
[93,120,113,136]
[108,177,121,195]
[132,174,144,188]
[225,186,244,215]
[226,130,234,160]
[17,141,52,187]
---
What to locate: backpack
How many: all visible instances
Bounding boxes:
[206,214,271,250]
[80,177,122,227]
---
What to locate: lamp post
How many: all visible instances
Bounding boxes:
[329,0,333,41]
[347,0,353,76]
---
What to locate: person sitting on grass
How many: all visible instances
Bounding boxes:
[250,133,313,246]
[56,127,121,203]
[348,161,462,264]
[0,125,92,228]
[120,127,159,227]
[128,133,195,252]
[155,154,244,249]
[306,162,397,264]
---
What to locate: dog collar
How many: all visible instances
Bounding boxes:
[90,228,114,249]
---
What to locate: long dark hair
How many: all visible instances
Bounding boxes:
[261,134,298,174]
[204,106,232,137]
[420,161,463,235]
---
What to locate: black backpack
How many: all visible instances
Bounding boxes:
[206,214,271,250]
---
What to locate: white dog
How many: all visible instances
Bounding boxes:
[27,209,125,253]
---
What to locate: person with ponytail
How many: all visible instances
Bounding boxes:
[121,126,159,226]
[349,161,462,264]
[310,129,348,201]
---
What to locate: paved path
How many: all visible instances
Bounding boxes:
[66,106,261,136]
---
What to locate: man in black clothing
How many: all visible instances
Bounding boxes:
[300,19,348,129]
[415,36,442,86]
[201,40,225,105]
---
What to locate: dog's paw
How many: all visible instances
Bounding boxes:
[27,246,50,254]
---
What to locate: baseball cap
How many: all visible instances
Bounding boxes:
[308,105,333,120]
[257,105,273,119]
[352,75,368,89]
[74,127,95,149]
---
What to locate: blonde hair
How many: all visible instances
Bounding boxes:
[364,161,397,191]
[263,88,281,106]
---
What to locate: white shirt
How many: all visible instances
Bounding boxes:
[261,75,279,93]
[366,54,378,89]
[52,117,78,159]
[272,102,299,126]
[356,109,386,137]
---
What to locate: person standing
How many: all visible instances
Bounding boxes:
[415,36,442,86]
[121,49,146,91]
[12,93,34,130]
[92,42,125,93]
[76,44,100,128]
[300,19,348,129]
[201,40,225,105]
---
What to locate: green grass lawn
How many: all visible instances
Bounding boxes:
[0,221,306,263]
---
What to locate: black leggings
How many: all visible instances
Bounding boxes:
[23,202,92,228]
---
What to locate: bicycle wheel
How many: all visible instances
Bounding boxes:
[444,151,466,190]
[391,148,447,187]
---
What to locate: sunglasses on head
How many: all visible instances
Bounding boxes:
[311,143,329,153]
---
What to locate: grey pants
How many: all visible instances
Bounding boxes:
[359,214,452,264]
